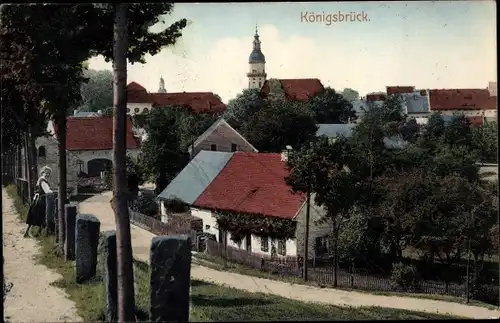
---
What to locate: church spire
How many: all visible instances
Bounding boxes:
[158,76,166,93]
[247,26,267,89]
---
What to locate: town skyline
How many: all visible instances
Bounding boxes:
[88,1,496,103]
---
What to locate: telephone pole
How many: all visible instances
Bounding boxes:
[303,177,311,282]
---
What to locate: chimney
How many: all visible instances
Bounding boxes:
[280,145,293,162]
[97,110,102,115]
[73,109,77,115]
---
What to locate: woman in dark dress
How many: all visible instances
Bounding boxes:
[24,166,53,237]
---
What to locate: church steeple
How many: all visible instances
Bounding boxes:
[158,76,166,93]
[247,25,267,89]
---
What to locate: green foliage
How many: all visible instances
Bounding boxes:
[240,97,318,153]
[224,88,264,130]
[337,207,383,266]
[340,88,360,102]
[79,69,113,112]
[471,121,498,163]
[140,107,189,183]
[104,155,144,197]
[178,111,219,152]
[390,262,421,292]
[102,107,113,117]
[214,212,296,241]
[306,87,356,124]
[131,193,159,218]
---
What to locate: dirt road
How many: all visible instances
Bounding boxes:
[3,189,82,323]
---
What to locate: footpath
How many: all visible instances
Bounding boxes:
[78,191,500,320]
[2,189,82,323]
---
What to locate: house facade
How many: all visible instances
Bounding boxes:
[157,151,331,259]
[36,116,140,194]
[126,81,226,116]
[187,118,258,158]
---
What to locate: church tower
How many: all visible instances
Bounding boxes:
[247,26,267,89]
[158,76,167,93]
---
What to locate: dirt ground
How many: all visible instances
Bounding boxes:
[3,189,82,323]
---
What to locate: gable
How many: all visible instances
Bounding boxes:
[189,118,257,153]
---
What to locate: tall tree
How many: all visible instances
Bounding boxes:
[141,107,189,189]
[224,88,264,130]
[307,87,356,124]
[341,88,360,102]
[240,98,318,153]
[112,4,135,320]
[79,69,114,112]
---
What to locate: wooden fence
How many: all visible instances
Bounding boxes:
[128,208,198,244]
[205,239,471,297]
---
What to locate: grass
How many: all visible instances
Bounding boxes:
[5,184,463,321]
[193,252,498,310]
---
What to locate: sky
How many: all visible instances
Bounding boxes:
[88,1,497,103]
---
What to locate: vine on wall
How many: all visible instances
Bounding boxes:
[214,211,296,242]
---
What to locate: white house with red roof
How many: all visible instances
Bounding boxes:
[126,81,226,116]
[35,116,140,194]
[157,150,331,259]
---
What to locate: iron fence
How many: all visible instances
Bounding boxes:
[205,239,473,298]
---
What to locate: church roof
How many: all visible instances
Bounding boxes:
[260,78,325,102]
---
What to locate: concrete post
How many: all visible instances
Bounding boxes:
[75,214,101,283]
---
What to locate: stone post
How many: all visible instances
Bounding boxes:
[64,205,77,260]
[150,235,192,322]
[75,214,101,283]
[45,193,56,234]
[102,231,117,322]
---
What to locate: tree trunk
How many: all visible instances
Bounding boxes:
[113,4,136,322]
[16,145,22,179]
[57,112,67,254]
[24,134,32,201]
[332,211,338,288]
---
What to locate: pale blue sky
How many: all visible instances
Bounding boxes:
[89,1,497,103]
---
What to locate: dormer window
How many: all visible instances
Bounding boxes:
[210,144,217,151]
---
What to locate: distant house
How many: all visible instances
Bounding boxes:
[36,116,140,194]
[187,118,258,159]
[428,87,496,126]
[260,78,325,102]
[316,123,408,149]
[157,151,331,259]
[126,81,226,116]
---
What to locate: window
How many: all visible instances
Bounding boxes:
[314,235,329,257]
[126,108,130,113]
[231,143,237,152]
[210,144,217,151]
[134,108,140,113]
[260,236,269,252]
[143,108,149,114]
[278,239,286,256]
[38,146,46,158]
[259,81,262,88]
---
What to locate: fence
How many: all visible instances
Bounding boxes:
[15,178,30,205]
[205,239,474,298]
[129,208,197,244]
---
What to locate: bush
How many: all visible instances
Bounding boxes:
[131,193,159,218]
[390,262,422,292]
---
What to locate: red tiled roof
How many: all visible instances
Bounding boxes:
[127,82,152,103]
[193,152,305,219]
[261,79,325,102]
[429,89,497,111]
[152,92,226,114]
[366,93,387,102]
[58,116,139,150]
[126,82,226,114]
[386,86,415,96]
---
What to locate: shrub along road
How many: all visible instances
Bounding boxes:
[78,190,500,320]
